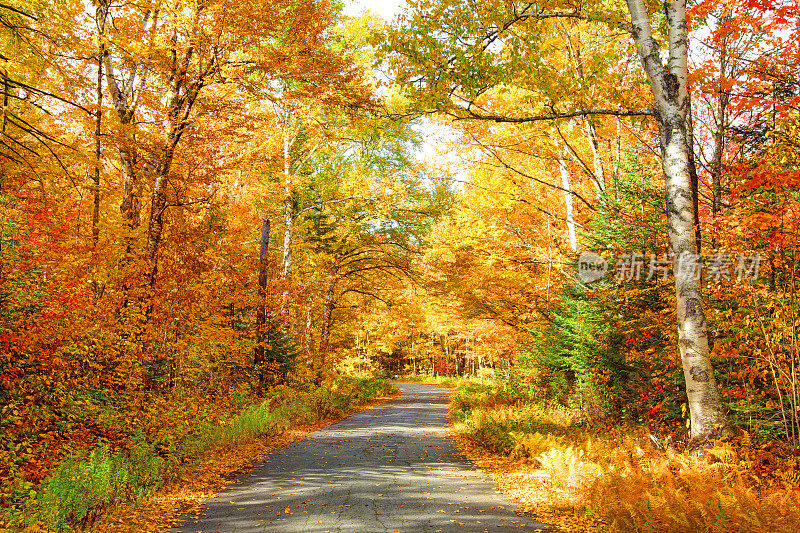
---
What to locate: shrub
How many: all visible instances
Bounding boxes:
[32,439,164,531]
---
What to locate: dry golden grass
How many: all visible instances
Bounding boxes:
[587,437,800,532]
[450,403,800,533]
[450,423,605,532]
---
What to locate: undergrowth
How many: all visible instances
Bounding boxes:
[2,376,395,532]
[451,382,800,532]
[398,373,484,388]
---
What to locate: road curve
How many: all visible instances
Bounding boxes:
[174,382,551,532]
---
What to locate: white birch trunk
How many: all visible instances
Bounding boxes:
[558,149,578,252]
[585,120,606,197]
[626,0,729,442]
[282,194,293,281]
[282,129,293,281]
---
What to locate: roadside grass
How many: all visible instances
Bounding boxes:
[450,382,800,533]
[4,377,396,532]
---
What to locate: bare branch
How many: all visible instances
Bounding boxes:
[6,78,93,115]
[456,107,655,123]
[464,129,596,210]
[0,3,36,19]
[295,195,370,217]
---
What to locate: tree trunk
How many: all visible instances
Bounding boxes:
[280,118,296,316]
[411,334,416,374]
[563,40,606,199]
[254,218,271,390]
[92,28,105,246]
[710,32,729,248]
[585,119,607,198]
[118,144,141,233]
[2,69,8,134]
[320,283,335,362]
[614,116,622,196]
[627,0,730,443]
[686,96,702,254]
[304,303,313,361]
[558,149,578,252]
[102,8,147,311]
[319,249,343,365]
[711,93,725,218]
[145,29,208,294]
[145,171,166,293]
[432,333,437,377]
[281,191,294,281]
[103,8,153,238]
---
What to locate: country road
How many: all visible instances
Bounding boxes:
[174,383,551,532]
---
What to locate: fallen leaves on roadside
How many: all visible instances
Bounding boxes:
[447,425,602,533]
[88,392,400,532]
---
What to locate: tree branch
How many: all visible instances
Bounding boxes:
[456,107,655,123]
[0,3,36,19]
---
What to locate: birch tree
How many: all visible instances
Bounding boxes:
[558,147,577,252]
[385,0,731,442]
[626,0,729,441]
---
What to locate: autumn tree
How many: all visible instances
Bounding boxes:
[272,108,434,364]
[689,0,799,238]
[98,0,369,297]
[689,0,800,443]
[384,0,732,442]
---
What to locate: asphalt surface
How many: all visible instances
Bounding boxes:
[174,382,551,532]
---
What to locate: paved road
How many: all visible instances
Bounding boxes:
[174,383,551,532]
